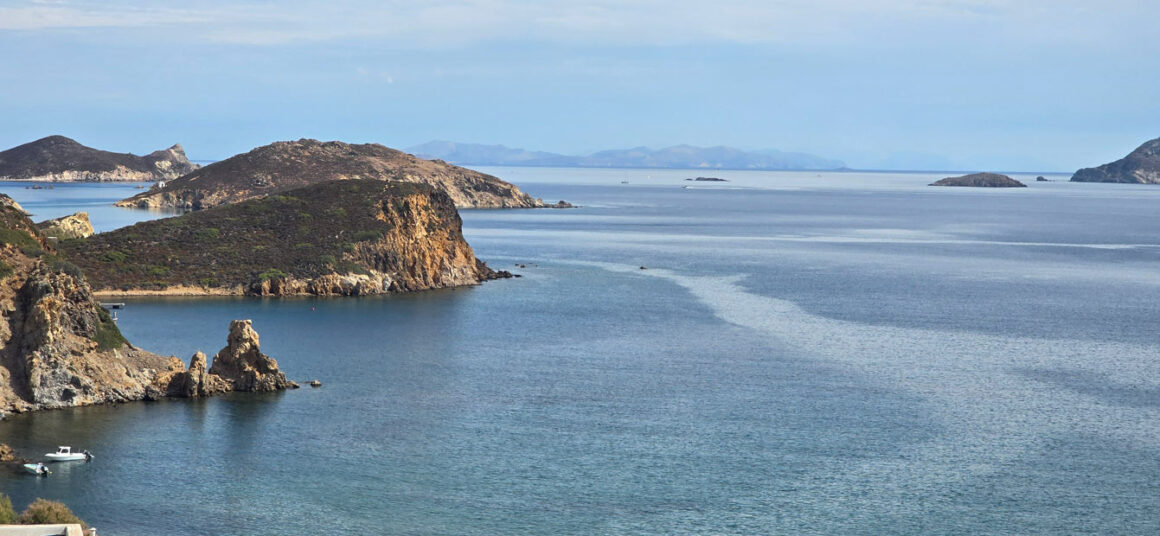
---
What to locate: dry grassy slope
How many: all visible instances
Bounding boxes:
[67,180,502,296]
[116,138,545,210]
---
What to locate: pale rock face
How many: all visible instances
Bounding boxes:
[37,212,95,239]
[207,320,296,392]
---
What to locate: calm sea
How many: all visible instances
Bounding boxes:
[1,169,1158,535]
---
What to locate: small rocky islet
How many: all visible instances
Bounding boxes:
[929,172,1027,188]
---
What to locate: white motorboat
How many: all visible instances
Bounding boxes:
[44,446,92,462]
[23,463,50,476]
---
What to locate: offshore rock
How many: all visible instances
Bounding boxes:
[36,212,95,240]
[929,172,1026,188]
[208,320,296,392]
[1071,137,1160,184]
[164,351,229,398]
[0,135,198,182]
[115,138,545,210]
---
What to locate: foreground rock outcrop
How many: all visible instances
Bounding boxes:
[66,180,506,296]
[116,138,549,210]
[929,172,1027,188]
[0,135,198,182]
[36,212,95,240]
[0,195,182,415]
[1071,137,1160,184]
[0,196,295,416]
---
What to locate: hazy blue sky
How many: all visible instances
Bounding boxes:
[1,0,1157,171]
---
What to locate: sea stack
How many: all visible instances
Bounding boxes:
[1071,137,1160,184]
[929,173,1027,188]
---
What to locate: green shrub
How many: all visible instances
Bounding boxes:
[0,260,13,280]
[49,259,84,279]
[147,266,171,277]
[352,230,382,242]
[0,494,15,524]
[194,228,220,240]
[94,307,127,350]
[336,261,369,275]
[17,498,86,527]
[257,268,289,282]
[100,250,128,264]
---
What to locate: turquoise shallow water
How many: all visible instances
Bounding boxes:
[1,170,1159,534]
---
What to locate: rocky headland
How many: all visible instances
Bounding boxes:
[1071,137,1160,184]
[0,135,198,182]
[115,138,553,210]
[929,173,1027,188]
[0,195,294,417]
[36,212,95,240]
[64,180,507,296]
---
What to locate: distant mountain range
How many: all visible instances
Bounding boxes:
[408,141,845,171]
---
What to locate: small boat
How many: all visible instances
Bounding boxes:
[45,446,93,462]
[23,463,50,476]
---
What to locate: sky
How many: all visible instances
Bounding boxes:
[0,0,1158,171]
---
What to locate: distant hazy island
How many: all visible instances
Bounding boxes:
[0,135,198,182]
[1071,136,1160,184]
[408,140,845,171]
[930,172,1027,188]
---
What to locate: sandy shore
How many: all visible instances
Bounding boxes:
[94,285,244,297]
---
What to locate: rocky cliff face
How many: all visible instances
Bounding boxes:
[0,135,198,182]
[36,212,95,240]
[0,195,182,415]
[929,172,1027,187]
[115,138,545,210]
[66,180,506,296]
[0,196,294,416]
[1071,137,1160,184]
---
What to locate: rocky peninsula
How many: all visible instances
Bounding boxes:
[115,138,554,210]
[1071,137,1160,184]
[64,180,506,296]
[0,195,294,417]
[0,135,198,182]
[929,172,1027,188]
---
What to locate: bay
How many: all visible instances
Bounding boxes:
[1,169,1158,534]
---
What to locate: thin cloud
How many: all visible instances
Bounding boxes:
[0,0,1152,51]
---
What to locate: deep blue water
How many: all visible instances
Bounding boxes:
[1,170,1158,534]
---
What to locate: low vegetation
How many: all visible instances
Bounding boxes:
[61,180,461,292]
[0,494,87,528]
[16,498,87,527]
